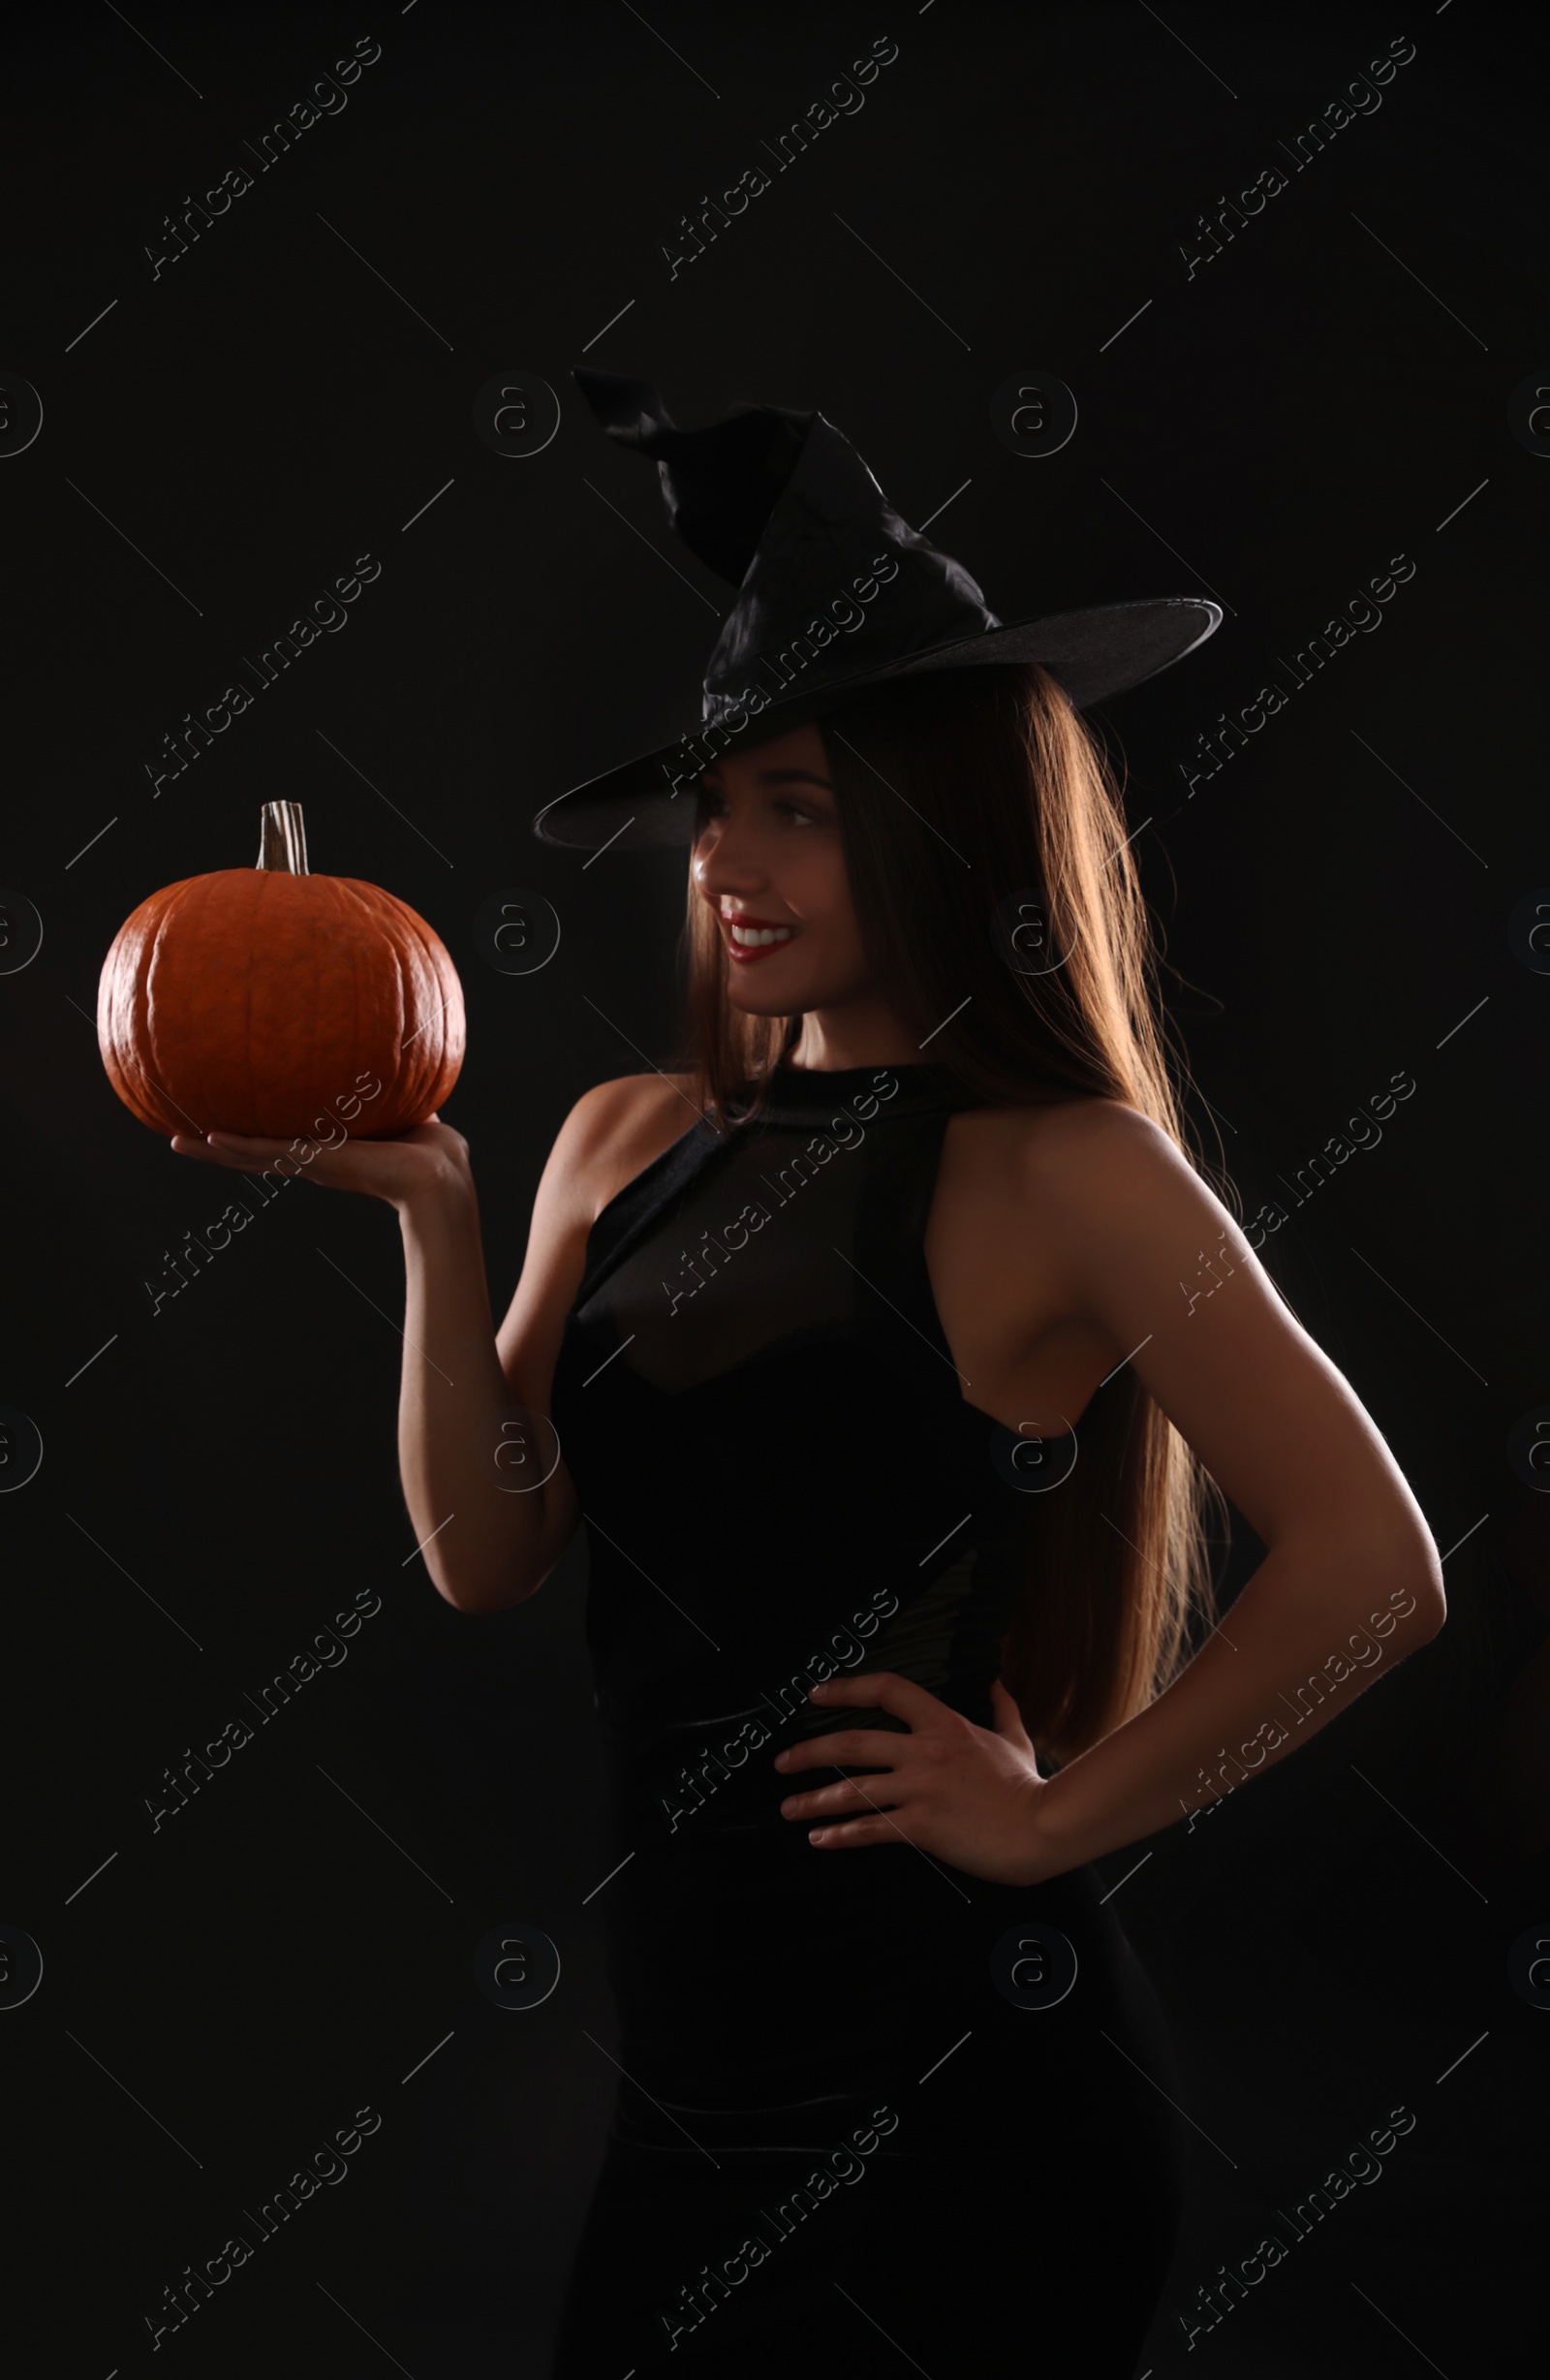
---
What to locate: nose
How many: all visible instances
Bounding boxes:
[693,813,767,901]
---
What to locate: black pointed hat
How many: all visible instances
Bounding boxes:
[532,370,1221,850]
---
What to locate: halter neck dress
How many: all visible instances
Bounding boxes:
[547,1058,1188,2375]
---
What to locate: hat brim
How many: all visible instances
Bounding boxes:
[531,595,1222,850]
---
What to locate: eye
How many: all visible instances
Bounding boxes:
[694,786,829,828]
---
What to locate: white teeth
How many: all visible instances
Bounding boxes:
[728,923,794,946]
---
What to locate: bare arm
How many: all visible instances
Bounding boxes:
[392,1154,578,1612]
[391,1077,659,1611]
[773,1101,1447,1886]
[172,1073,693,1613]
[1024,1103,1446,1863]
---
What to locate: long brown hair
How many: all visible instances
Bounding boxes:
[668,661,1229,1762]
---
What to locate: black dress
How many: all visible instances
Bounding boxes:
[548,1058,1188,2376]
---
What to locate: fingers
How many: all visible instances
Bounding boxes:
[780,1772,903,1822]
[805,1670,948,1730]
[170,1130,367,1190]
[170,1132,297,1171]
[805,1816,905,1848]
[775,1729,903,1773]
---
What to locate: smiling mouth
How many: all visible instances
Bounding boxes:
[721,914,800,964]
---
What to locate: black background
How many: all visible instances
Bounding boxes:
[2,4,1546,2372]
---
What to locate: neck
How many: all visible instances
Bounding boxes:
[782,999,924,1073]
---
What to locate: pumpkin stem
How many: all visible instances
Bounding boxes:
[258,800,310,874]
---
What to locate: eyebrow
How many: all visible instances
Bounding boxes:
[699,765,835,793]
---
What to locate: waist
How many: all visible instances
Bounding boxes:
[583,1532,1023,1745]
[598,1694,978,1850]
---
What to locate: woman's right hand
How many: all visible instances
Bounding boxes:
[169,1114,471,1213]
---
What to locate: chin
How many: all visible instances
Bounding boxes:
[724,957,839,1018]
[725,979,801,1019]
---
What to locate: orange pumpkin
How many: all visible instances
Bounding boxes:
[98,801,465,1139]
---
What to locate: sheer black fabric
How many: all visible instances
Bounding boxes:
[547,1060,1187,2374]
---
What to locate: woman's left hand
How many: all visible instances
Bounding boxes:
[774,1672,1066,1888]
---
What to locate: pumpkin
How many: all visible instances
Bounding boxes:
[97,801,465,1139]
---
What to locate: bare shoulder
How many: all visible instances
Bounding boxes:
[506,1069,702,1341]
[941,1094,1216,1268]
[494,1071,700,1452]
[559,1070,704,1222]
[948,1093,1185,1192]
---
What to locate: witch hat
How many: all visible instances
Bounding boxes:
[532,370,1221,850]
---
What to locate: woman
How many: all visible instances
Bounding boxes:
[173,386,1445,2375]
